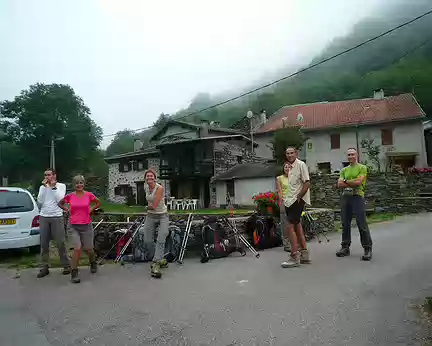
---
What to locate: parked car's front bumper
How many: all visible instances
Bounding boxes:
[0,233,40,250]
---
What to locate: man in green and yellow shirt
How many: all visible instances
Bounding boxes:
[336,148,373,261]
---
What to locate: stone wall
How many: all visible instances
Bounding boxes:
[92,208,334,256]
[310,172,432,213]
[107,158,170,204]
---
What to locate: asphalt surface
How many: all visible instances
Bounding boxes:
[1,213,432,346]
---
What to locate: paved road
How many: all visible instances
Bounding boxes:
[1,213,432,346]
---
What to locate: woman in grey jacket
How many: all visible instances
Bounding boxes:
[140,169,169,278]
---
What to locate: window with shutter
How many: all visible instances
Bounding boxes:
[114,185,132,196]
[330,134,340,150]
[381,129,393,145]
[132,161,138,171]
[119,163,124,173]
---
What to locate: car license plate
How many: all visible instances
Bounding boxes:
[0,219,16,225]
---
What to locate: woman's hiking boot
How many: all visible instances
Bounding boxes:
[159,258,168,269]
[336,247,350,257]
[362,248,372,261]
[90,261,98,274]
[70,269,81,284]
[150,262,162,278]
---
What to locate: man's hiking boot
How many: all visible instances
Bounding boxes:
[362,248,372,261]
[70,269,81,284]
[336,247,350,257]
[37,267,49,278]
[281,252,300,268]
[150,262,162,278]
[300,249,311,264]
[62,266,71,275]
[90,261,98,274]
[159,258,168,269]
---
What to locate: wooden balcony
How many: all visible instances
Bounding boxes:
[159,161,214,179]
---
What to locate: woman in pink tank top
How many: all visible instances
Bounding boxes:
[59,175,101,284]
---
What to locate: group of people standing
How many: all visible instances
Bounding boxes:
[276,147,373,267]
[37,169,101,283]
[36,167,170,282]
[36,146,373,284]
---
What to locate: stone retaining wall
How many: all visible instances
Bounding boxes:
[310,172,432,213]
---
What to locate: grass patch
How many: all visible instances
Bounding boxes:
[0,243,93,271]
[334,212,401,232]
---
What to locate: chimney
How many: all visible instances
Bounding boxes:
[260,110,267,125]
[200,120,209,138]
[373,89,384,100]
[133,139,143,151]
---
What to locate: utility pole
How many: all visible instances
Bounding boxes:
[49,136,64,170]
[50,137,55,170]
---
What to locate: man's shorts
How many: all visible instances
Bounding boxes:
[70,223,94,250]
[285,200,306,225]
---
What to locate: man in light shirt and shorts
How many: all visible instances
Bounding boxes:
[280,147,312,268]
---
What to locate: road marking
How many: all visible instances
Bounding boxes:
[237,280,248,285]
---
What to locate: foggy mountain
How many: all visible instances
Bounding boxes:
[175,0,432,124]
[107,0,432,155]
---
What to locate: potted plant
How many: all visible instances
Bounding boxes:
[252,191,279,217]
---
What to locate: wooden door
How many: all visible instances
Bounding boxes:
[136,182,146,206]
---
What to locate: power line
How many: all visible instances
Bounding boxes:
[100,9,432,139]
[389,38,430,65]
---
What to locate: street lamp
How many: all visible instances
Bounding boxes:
[246,110,254,154]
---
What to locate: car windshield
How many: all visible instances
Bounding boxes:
[0,190,34,213]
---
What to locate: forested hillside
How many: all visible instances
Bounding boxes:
[107,0,432,155]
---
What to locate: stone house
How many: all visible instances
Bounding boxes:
[246,91,428,173]
[105,120,271,207]
[211,162,279,207]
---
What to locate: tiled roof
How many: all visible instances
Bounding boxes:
[151,119,245,141]
[256,93,426,134]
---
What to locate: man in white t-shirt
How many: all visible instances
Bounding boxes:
[281,147,311,268]
[36,168,70,278]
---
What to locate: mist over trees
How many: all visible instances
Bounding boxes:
[107,0,432,155]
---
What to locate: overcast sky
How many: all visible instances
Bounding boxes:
[1,0,381,147]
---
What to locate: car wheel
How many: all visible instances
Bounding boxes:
[29,245,41,254]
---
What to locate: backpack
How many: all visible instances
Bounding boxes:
[129,224,182,263]
[246,214,282,250]
[200,216,245,263]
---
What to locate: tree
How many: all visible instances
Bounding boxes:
[0,83,102,182]
[360,138,381,172]
[153,113,171,129]
[271,126,307,165]
[106,130,136,157]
